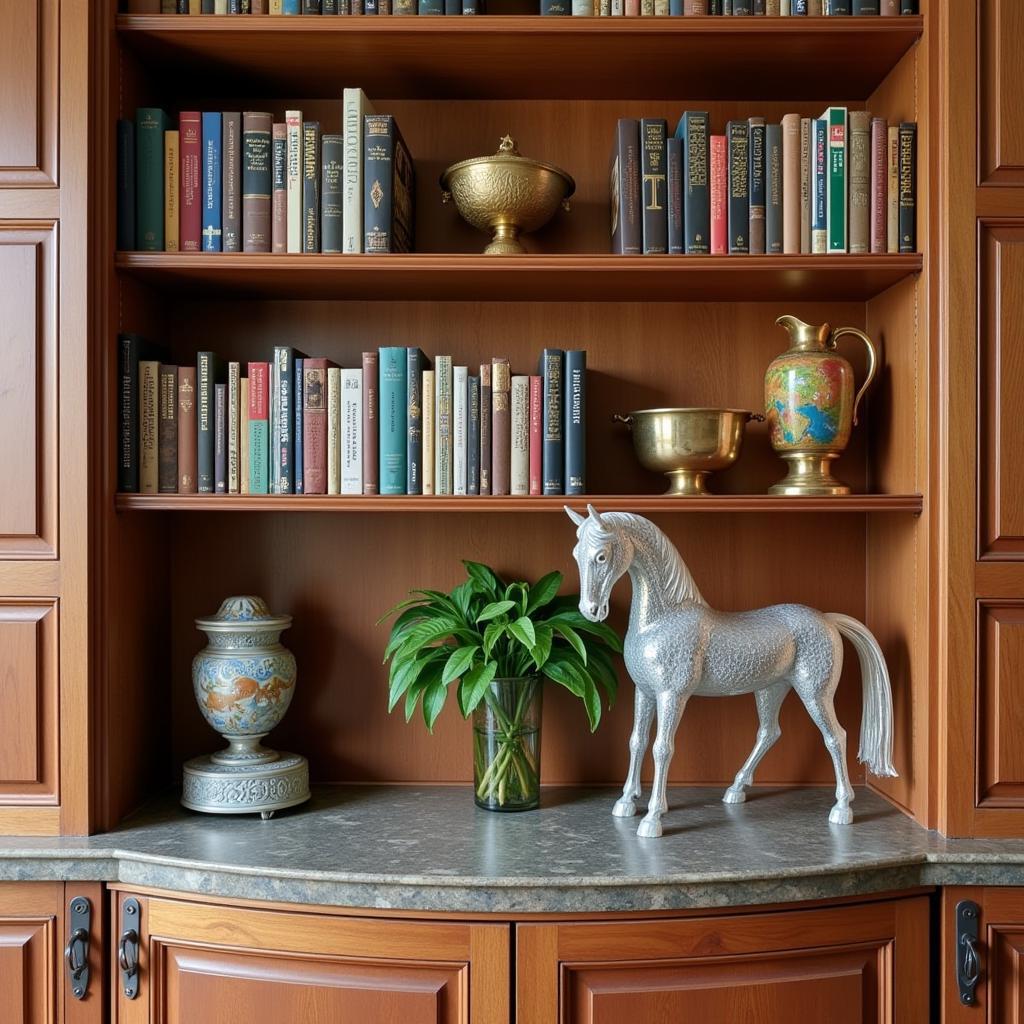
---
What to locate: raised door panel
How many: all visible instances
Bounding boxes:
[980,0,1024,185]
[979,223,1024,558]
[0,884,59,1024]
[977,602,1024,807]
[0,224,57,559]
[0,0,57,187]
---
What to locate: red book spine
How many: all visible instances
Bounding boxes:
[625,0,639,11]
[710,134,727,256]
[179,112,202,253]
[177,367,197,493]
[362,351,379,495]
[529,375,542,496]
[870,117,888,255]
[303,358,328,495]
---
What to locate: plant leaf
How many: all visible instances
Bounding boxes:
[476,600,516,623]
[483,620,506,658]
[393,616,463,662]
[458,660,498,716]
[508,615,536,651]
[442,645,478,686]
[526,571,562,614]
[463,561,501,599]
[422,678,448,732]
[375,595,428,626]
[450,579,476,623]
[530,623,553,670]
[544,611,624,653]
[388,650,441,712]
[581,677,602,732]
[587,644,619,705]
[542,651,588,697]
[553,622,587,664]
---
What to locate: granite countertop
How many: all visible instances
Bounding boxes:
[3,786,1024,913]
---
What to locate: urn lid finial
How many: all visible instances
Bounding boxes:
[195,595,292,632]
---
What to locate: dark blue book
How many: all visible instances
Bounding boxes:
[197,352,219,494]
[812,118,827,251]
[667,137,683,255]
[900,0,917,11]
[826,0,850,10]
[852,0,880,10]
[274,346,297,494]
[294,357,304,494]
[321,134,344,254]
[201,112,222,253]
[467,375,480,495]
[640,119,668,255]
[214,384,227,494]
[565,350,586,496]
[670,0,683,11]
[677,110,710,254]
[302,121,321,253]
[541,0,571,12]
[462,0,480,12]
[445,0,461,13]
[793,0,808,10]
[766,123,783,255]
[406,348,429,494]
[117,333,143,492]
[539,348,565,495]
[365,0,378,12]
[363,115,415,253]
[727,120,749,254]
[417,0,442,14]
[748,117,766,254]
[303,0,322,9]
[202,0,214,11]
[117,120,135,251]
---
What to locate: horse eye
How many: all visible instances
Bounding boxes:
[596,552,607,565]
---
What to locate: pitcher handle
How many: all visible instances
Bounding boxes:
[827,326,878,427]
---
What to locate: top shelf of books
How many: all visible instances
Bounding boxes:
[116,15,923,100]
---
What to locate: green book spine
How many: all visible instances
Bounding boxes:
[135,108,168,251]
[825,106,848,253]
[379,346,407,495]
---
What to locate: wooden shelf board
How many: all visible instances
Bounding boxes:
[115,15,923,100]
[115,493,924,513]
[114,252,922,302]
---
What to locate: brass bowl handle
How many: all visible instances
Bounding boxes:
[827,326,878,427]
[612,414,634,428]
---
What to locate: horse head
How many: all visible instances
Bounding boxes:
[565,504,634,622]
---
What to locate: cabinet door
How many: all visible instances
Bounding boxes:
[518,897,928,1024]
[980,0,1024,185]
[111,891,509,1024]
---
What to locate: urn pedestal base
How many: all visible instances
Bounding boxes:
[181,751,310,819]
[769,453,851,497]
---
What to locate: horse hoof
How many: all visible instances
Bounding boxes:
[722,787,746,804]
[612,799,637,818]
[636,817,663,839]
[829,805,854,825]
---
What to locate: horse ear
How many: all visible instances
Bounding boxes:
[586,504,608,529]
[564,505,585,527]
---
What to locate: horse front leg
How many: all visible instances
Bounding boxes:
[637,691,688,839]
[613,687,654,818]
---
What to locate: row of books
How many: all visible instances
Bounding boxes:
[143,0,482,11]
[611,111,917,256]
[118,92,413,255]
[118,338,587,497]
[552,0,917,13]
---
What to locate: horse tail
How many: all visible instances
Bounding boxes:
[826,613,898,778]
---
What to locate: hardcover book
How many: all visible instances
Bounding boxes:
[540,348,565,495]
[140,361,160,494]
[684,0,708,8]
[640,119,668,255]
[565,350,586,495]
[294,357,303,494]
[811,117,828,253]
[898,122,917,253]
[887,125,899,253]
[529,375,542,496]
[407,348,429,494]
[302,358,328,494]
[679,111,711,255]
[479,362,492,496]
[327,367,341,495]
[422,370,435,495]
[363,115,415,254]
[379,346,408,495]
[285,110,303,254]
[242,111,273,253]
[848,110,871,254]
[710,134,727,255]
[491,357,511,496]
[362,351,379,494]
[870,117,887,254]
[228,362,240,493]
[272,123,287,253]
[727,120,750,254]
[343,89,376,253]
[164,131,179,252]
[453,365,468,496]
[240,376,249,496]
[610,119,641,256]
[434,354,453,495]
[201,112,222,252]
[852,0,879,10]
[342,369,363,495]
[273,347,297,494]
[222,112,242,253]
[765,123,783,254]
[747,117,766,255]
[178,367,197,494]
[321,134,344,254]
[302,121,322,254]
[467,375,480,495]
[781,113,801,254]
[179,112,202,251]
[666,137,684,256]
[799,117,811,254]
[823,106,848,252]
[197,352,219,493]
[118,333,143,492]
[248,362,270,495]
[510,376,530,496]
[136,108,168,251]
[117,120,135,251]
[214,384,227,494]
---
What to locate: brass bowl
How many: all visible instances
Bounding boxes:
[614,408,762,496]
[440,135,575,255]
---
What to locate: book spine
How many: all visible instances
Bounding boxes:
[887,125,900,253]
[302,359,327,494]
[179,112,202,251]
[812,117,827,253]
[799,117,811,254]
[754,0,765,12]
[365,0,378,12]
[342,368,362,494]
[852,0,879,10]
[782,113,801,254]
[164,131,179,252]
[679,111,711,254]
[274,347,295,493]
[792,0,806,9]
[666,137,683,255]
[541,0,571,12]
[848,110,871,254]
[826,107,848,252]
[139,361,160,495]
[882,0,898,13]
[898,122,917,253]
[529,375,543,496]
[248,362,270,494]
[227,361,240,493]
[727,120,750,253]
[270,356,279,494]
[222,112,241,252]
[422,370,435,496]
[321,134,344,254]
[510,376,530,496]
[446,0,460,13]
[900,0,916,11]
[463,0,480,12]
[573,0,592,12]
[241,111,272,252]
[285,110,302,253]
[214,384,227,493]
[118,334,140,492]
[201,112,222,252]
[302,121,321,253]
[379,346,408,495]
[710,134,727,255]
[491,358,511,496]
[765,123,783,254]
[467,375,480,495]
[362,351,379,494]
[240,377,249,496]
[565,350,586,495]
[294,358,303,493]
[479,363,492,496]
[327,368,341,495]
[196,352,217,493]
[343,90,375,253]
[610,119,642,255]
[870,117,887,253]
[541,348,565,495]
[303,0,321,8]
[766,0,779,10]
[364,115,393,253]
[434,355,453,495]
[158,366,178,493]
[136,109,167,250]
[806,0,821,10]
[272,123,287,253]
[282,0,299,10]
[394,0,414,12]
[640,119,668,255]
[406,348,426,493]
[748,116,766,255]
[826,0,850,10]
[178,367,197,493]
[684,0,708,9]
[453,366,468,496]
[117,120,135,250]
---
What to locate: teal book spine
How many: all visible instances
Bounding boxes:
[135,108,168,251]
[824,106,848,252]
[379,346,407,495]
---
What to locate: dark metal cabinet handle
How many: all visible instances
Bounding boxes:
[65,897,91,1000]
[956,899,981,1006]
[120,897,141,1000]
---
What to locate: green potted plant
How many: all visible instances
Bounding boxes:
[380,561,623,811]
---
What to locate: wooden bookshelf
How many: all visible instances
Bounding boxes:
[114,252,922,302]
[115,493,925,514]
[115,14,923,100]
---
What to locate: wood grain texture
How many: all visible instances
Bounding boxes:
[979,0,1024,185]
[977,602,1024,807]
[0,883,60,1024]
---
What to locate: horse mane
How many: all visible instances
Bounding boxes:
[598,512,707,607]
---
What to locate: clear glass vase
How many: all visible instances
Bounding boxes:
[472,676,542,812]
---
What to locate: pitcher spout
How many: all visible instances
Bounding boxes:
[775,314,830,352]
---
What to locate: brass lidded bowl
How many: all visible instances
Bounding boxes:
[440,135,575,255]
[614,408,762,496]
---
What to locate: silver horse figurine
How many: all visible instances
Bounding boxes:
[566,505,897,839]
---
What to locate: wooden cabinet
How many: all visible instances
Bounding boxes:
[517,897,929,1023]
[979,0,1024,186]
[111,891,509,1024]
